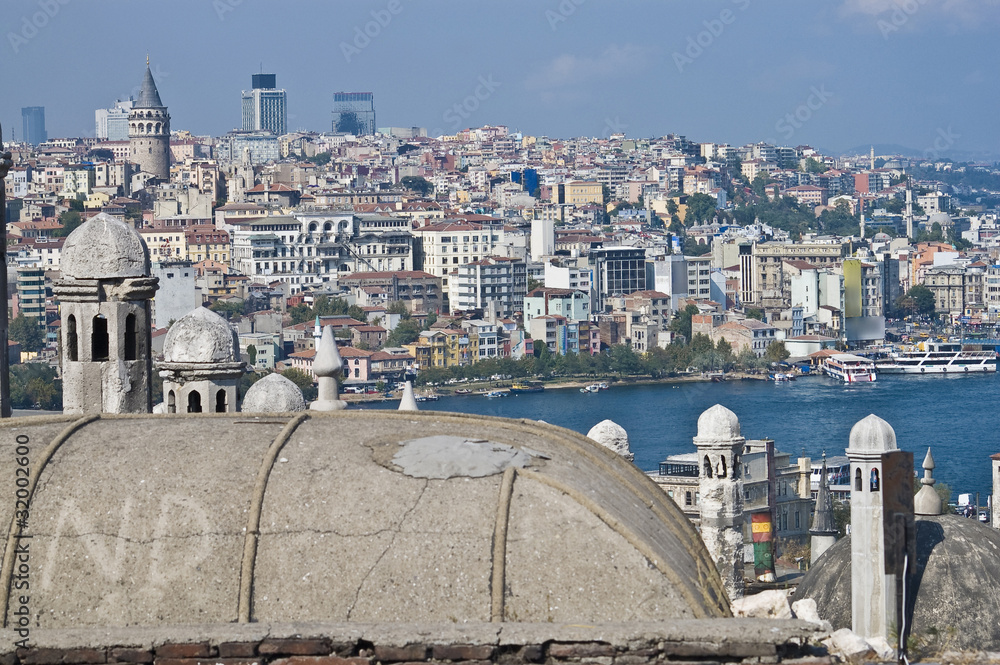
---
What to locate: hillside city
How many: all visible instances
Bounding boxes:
[7,67,1000,406]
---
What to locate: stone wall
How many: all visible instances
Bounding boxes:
[0,621,832,665]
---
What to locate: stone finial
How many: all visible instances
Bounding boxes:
[914,448,942,516]
[586,420,634,462]
[242,373,305,413]
[695,404,742,443]
[847,414,897,454]
[310,325,346,411]
[398,381,419,411]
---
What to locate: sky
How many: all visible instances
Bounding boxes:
[2,0,999,158]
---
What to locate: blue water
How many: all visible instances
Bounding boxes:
[364,373,1000,501]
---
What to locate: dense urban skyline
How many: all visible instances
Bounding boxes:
[2,0,999,156]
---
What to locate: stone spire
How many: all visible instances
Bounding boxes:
[914,448,942,516]
[809,453,837,564]
[136,63,163,108]
[694,404,745,601]
[310,325,346,411]
[398,381,418,411]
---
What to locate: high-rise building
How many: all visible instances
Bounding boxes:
[96,98,135,141]
[128,61,171,179]
[241,74,286,136]
[21,106,46,145]
[332,92,375,135]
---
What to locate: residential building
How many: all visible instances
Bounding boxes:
[338,271,443,313]
[589,247,648,313]
[523,288,590,330]
[550,181,603,206]
[463,320,501,360]
[15,267,46,322]
[451,257,527,317]
[544,262,592,293]
[686,256,712,301]
[750,241,847,309]
[411,222,500,304]
[185,227,230,264]
[216,131,280,164]
[529,314,581,356]
[151,261,200,328]
[351,325,387,350]
[645,255,688,313]
[241,73,287,136]
[710,319,778,357]
[404,328,469,368]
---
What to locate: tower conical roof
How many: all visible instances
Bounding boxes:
[136,64,163,108]
[810,455,836,536]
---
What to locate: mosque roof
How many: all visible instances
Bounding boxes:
[0,411,729,629]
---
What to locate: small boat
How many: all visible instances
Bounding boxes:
[415,393,439,402]
[597,382,609,390]
[772,373,795,382]
[484,390,508,398]
[509,381,544,394]
[580,384,600,393]
[453,388,472,395]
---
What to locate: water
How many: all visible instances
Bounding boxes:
[365,373,1000,501]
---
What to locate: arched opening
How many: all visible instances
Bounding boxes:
[703,455,713,478]
[124,313,137,361]
[308,222,318,233]
[154,123,161,133]
[91,315,109,361]
[146,122,152,133]
[167,390,176,414]
[187,391,202,413]
[855,467,862,491]
[870,468,880,492]
[215,389,227,413]
[324,222,333,232]
[66,314,78,361]
[719,455,727,478]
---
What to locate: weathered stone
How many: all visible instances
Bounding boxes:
[162,307,239,364]
[430,645,494,661]
[19,649,69,665]
[61,213,150,280]
[242,373,306,412]
[372,646,428,662]
[732,590,792,620]
[820,629,873,660]
[62,650,107,664]
[269,657,369,665]
[154,660,258,665]
[790,599,821,625]
[517,645,543,662]
[109,649,153,663]
[257,640,331,657]
[548,643,616,658]
[155,644,213,659]
[586,420,634,461]
[216,645,256,660]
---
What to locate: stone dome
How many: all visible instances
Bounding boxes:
[242,373,306,412]
[793,515,1000,650]
[61,212,150,280]
[162,307,239,364]
[587,419,634,461]
[928,211,952,227]
[0,411,730,628]
[847,414,896,454]
[695,404,741,441]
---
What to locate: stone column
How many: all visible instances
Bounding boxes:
[695,404,745,601]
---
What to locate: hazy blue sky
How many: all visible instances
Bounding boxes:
[2,0,999,157]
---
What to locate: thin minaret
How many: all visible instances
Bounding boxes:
[809,453,837,564]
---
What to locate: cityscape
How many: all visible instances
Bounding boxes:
[3,1,1000,663]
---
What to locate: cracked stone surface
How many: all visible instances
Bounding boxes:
[61,213,149,280]
[0,411,729,628]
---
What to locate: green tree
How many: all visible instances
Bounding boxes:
[716,338,733,361]
[746,308,765,321]
[9,363,61,410]
[802,157,828,174]
[10,315,44,353]
[307,152,331,165]
[347,304,367,322]
[684,193,718,225]
[282,368,317,401]
[764,341,790,362]
[669,304,699,343]
[386,319,421,347]
[210,299,247,319]
[387,300,410,317]
[51,210,82,237]
[247,344,258,366]
[666,199,679,216]
[896,284,936,317]
[400,176,434,197]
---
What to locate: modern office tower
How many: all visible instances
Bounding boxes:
[96,98,135,140]
[128,61,171,179]
[21,107,46,145]
[241,74,287,136]
[331,92,375,135]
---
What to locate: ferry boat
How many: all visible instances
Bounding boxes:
[822,353,877,383]
[484,390,508,398]
[873,341,997,374]
[509,381,544,394]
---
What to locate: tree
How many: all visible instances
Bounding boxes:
[282,368,317,401]
[10,315,44,353]
[307,152,331,165]
[716,338,733,361]
[247,344,258,366]
[385,319,421,347]
[51,210,82,237]
[684,193,718,225]
[802,157,828,174]
[764,341,790,362]
[746,308,765,321]
[666,199,679,216]
[527,277,542,293]
[387,300,410,317]
[400,176,434,197]
[896,285,935,318]
[9,363,61,410]
[669,304,699,343]
[210,299,247,319]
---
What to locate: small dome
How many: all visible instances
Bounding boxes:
[163,307,238,364]
[847,414,896,454]
[794,515,1000,650]
[695,404,741,441]
[587,420,634,461]
[242,373,305,413]
[61,213,149,280]
[928,211,952,227]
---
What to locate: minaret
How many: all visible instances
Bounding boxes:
[809,453,837,564]
[904,184,914,239]
[128,57,171,179]
[914,449,942,517]
[694,404,745,601]
[870,145,875,171]
[54,213,158,413]
[845,414,915,649]
[314,314,321,346]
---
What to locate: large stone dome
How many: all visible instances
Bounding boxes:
[242,373,305,412]
[162,307,239,364]
[793,514,1000,650]
[61,212,150,280]
[0,411,730,628]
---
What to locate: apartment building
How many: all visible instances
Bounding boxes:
[451,257,527,317]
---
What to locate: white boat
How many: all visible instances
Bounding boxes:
[580,384,600,393]
[823,354,877,383]
[484,390,508,398]
[873,341,997,374]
